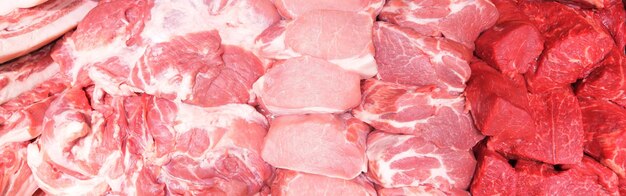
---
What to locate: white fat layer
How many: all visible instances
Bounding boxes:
[0,62,60,104]
[0,0,48,15]
[0,0,97,64]
[174,103,267,133]
[329,53,378,79]
[0,126,30,146]
[254,26,301,59]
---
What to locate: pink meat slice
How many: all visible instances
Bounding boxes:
[519,0,614,93]
[352,79,483,150]
[270,169,377,196]
[253,56,361,115]
[0,0,97,64]
[255,10,377,78]
[0,142,39,196]
[273,0,384,19]
[52,0,274,106]
[373,22,472,94]
[378,0,498,49]
[261,113,369,180]
[366,131,476,191]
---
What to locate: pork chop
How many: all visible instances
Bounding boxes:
[253,56,361,115]
[255,10,377,78]
[261,113,369,180]
[273,0,384,19]
[270,169,376,196]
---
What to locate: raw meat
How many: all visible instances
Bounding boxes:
[261,113,369,180]
[0,0,49,15]
[0,45,61,104]
[577,49,626,108]
[253,56,361,115]
[372,22,472,94]
[579,97,626,179]
[270,169,376,196]
[0,77,65,147]
[378,0,499,49]
[465,60,534,138]
[520,0,614,93]
[470,143,517,196]
[0,142,38,195]
[466,60,584,165]
[592,0,626,53]
[0,45,67,146]
[145,102,271,195]
[26,87,125,195]
[0,0,97,64]
[27,85,271,195]
[352,79,483,150]
[474,0,544,77]
[471,145,620,195]
[366,131,476,192]
[273,0,384,19]
[377,185,469,196]
[255,10,377,78]
[52,0,275,106]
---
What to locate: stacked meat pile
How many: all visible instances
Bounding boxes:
[1,0,626,195]
[470,0,626,195]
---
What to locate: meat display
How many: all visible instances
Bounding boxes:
[1,0,626,195]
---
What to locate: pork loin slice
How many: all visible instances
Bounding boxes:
[261,113,369,180]
[0,0,97,64]
[253,56,361,115]
[255,10,377,78]
[270,169,377,196]
[273,0,384,19]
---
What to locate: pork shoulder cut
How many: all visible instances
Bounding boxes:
[378,0,499,49]
[352,79,483,151]
[373,22,472,95]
